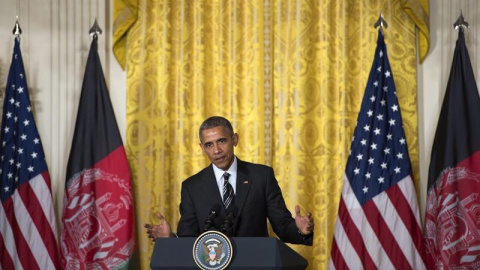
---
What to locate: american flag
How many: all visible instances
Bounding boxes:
[329,30,426,269]
[0,38,60,269]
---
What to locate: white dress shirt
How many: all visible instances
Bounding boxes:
[212,156,237,196]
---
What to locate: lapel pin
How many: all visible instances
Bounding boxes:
[243,180,248,184]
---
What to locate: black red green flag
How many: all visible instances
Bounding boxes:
[424,28,480,268]
[60,36,136,269]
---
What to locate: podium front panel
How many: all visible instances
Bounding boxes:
[150,237,307,269]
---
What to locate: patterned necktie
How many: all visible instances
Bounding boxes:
[223,172,234,209]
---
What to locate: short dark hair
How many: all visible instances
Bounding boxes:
[199,116,234,141]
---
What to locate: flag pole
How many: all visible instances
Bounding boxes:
[12,16,22,40]
[453,10,469,30]
[89,18,102,38]
[373,12,388,32]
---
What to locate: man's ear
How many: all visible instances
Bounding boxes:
[233,133,239,146]
[199,142,205,152]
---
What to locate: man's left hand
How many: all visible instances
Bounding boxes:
[295,205,314,236]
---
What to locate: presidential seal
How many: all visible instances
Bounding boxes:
[193,231,233,270]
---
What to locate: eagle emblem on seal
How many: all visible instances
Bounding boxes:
[203,239,225,265]
[193,231,232,270]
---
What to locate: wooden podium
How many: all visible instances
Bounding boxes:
[150,237,308,269]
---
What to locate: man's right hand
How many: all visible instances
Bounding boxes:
[144,213,174,241]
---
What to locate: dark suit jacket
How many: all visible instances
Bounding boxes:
[177,158,312,245]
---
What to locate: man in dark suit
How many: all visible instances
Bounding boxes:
[145,116,314,245]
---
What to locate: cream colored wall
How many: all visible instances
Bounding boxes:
[0,0,126,225]
[0,0,478,230]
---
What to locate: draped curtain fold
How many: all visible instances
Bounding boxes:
[113,0,429,269]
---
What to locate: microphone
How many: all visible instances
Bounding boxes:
[220,205,238,237]
[204,204,222,231]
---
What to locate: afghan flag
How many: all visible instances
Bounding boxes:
[60,36,136,269]
[424,28,480,268]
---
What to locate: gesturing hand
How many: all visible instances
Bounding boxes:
[144,213,174,242]
[294,205,314,236]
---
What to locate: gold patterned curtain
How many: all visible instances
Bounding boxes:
[113,0,429,269]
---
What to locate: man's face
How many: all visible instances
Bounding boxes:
[200,126,238,171]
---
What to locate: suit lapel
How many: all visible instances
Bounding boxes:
[235,159,252,219]
[200,165,224,207]
[198,160,252,220]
